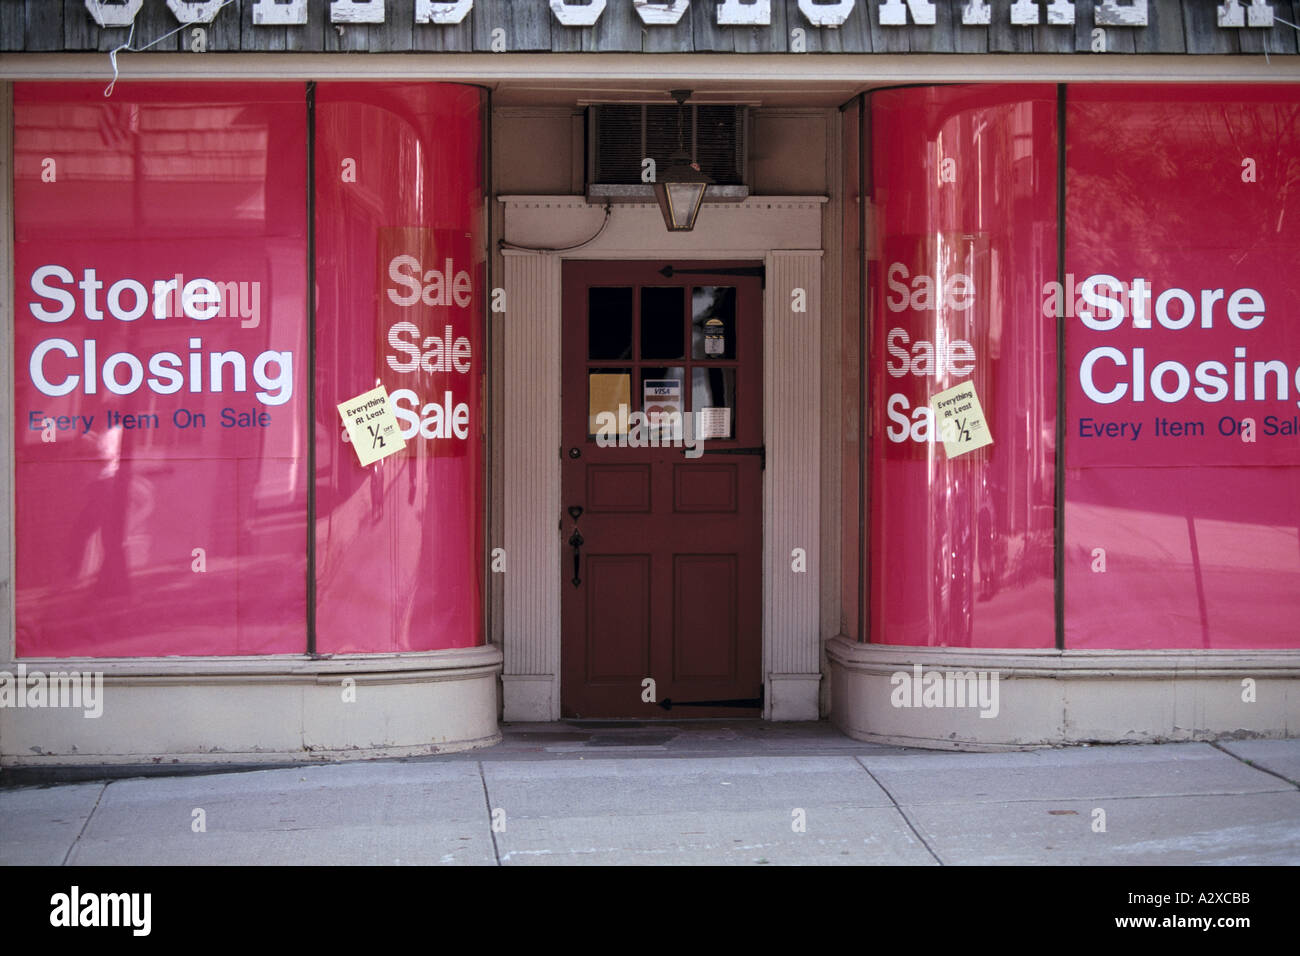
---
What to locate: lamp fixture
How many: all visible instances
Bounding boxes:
[653,90,712,233]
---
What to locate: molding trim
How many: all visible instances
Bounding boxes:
[764,249,823,720]
[828,636,1300,750]
[501,196,826,721]
[4,644,504,678]
[0,645,504,766]
[2,53,1298,83]
[826,636,1300,678]
[501,250,562,721]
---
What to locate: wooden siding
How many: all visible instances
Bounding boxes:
[0,1,1298,55]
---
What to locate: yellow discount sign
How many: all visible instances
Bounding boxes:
[930,382,993,459]
[339,385,407,466]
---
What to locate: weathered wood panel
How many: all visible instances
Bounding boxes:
[989,0,1034,53]
[0,0,1296,55]
[374,0,415,50]
[1237,0,1299,54]
[241,0,286,51]
[475,0,551,53]
[691,0,734,52]
[1,0,26,52]
[284,0,327,51]
[1184,0,1238,54]
[412,3,471,50]
[1075,0,1138,53]
[954,5,990,54]
[914,0,958,54]
[639,3,694,53]
[868,1,910,53]
[590,0,644,53]
[23,0,63,51]
[200,0,244,50]
[731,0,788,53]
[1134,0,1186,54]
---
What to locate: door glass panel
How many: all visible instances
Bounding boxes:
[589,369,631,437]
[641,367,687,442]
[692,286,736,360]
[692,367,736,440]
[589,287,633,360]
[640,286,685,360]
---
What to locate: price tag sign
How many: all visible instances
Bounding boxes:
[930,382,993,459]
[339,385,407,466]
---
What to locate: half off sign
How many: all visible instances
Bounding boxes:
[339,385,407,466]
[930,382,993,459]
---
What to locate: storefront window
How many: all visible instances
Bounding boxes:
[868,85,1059,649]
[866,82,1300,651]
[1063,84,1300,649]
[12,81,486,658]
[13,83,309,657]
[313,84,485,654]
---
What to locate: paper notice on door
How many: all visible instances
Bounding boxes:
[930,382,993,459]
[698,406,732,440]
[339,385,406,466]
[703,316,725,356]
[589,372,631,435]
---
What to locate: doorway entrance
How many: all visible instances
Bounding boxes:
[560,260,764,718]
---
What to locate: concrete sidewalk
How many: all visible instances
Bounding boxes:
[2,723,1298,865]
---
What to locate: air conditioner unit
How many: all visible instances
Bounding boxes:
[586,104,750,204]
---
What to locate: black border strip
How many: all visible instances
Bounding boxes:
[1055,83,1066,653]
[306,80,317,657]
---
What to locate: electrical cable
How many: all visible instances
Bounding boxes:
[105,0,239,97]
[497,202,612,253]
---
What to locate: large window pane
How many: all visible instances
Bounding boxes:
[13,82,309,656]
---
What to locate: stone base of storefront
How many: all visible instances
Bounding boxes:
[0,645,502,768]
[827,636,1300,751]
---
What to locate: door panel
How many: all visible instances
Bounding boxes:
[560,260,763,718]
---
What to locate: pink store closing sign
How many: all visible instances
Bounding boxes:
[12,82,486,659]
[867,82,1300,653]
[1063,84,1300,650]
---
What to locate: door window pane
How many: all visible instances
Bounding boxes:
[589,287,633,360]
[640,286,685,360]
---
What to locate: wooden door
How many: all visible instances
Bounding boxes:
[560,260,763,718]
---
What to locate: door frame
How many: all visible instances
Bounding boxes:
[500,195,824,721]
[559,258,766,719]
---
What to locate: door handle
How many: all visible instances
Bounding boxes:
[567,505,584,587]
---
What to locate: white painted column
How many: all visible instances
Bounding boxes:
[765,250,823,720]
[501,250,563,720]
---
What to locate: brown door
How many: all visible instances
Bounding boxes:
[560,260,763,718]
